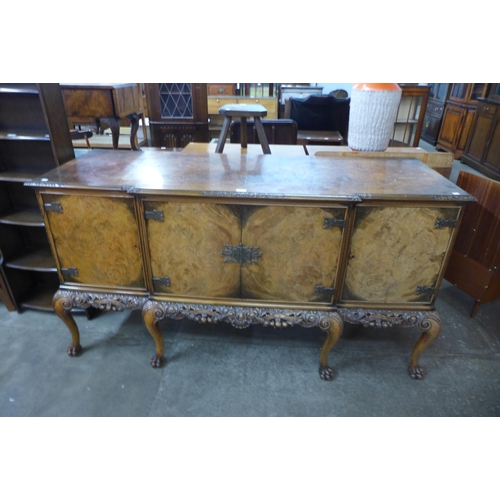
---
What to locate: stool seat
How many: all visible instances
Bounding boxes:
[216,104,271,154]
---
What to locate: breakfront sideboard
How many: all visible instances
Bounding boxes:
[27,150,474,380]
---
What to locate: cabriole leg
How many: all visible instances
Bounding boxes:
[318,312,343,381]
[409,311,441,380]
[53,290,82,357]
[142,301,165,368]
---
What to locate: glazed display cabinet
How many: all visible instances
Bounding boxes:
[145,83,209,148]
[27,150,474,380]
[421,83,450,146]
[0,83,74,312]
[461,84,500,182]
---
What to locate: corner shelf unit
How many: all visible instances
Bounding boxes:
[0,83,74,312]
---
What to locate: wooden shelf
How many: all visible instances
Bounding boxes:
[0,131,51,141]
[5,247,57,272]
[0,85,38,94]
[19,283,58,311]
[0,208,44,226]
[0,171,36,182]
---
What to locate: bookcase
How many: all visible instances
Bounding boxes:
[0,83,74,312]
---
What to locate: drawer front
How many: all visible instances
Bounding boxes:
[207,97,236,115]
[207,84,234,96]
[62,89,114,118]
[42,194,145,290]
[478,103,497,116]
[341,205,460,305]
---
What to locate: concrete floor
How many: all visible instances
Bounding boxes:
[1,143,499,417]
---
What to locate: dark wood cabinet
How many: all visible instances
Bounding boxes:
[0,83,74,312]
[436,83,489,159]
[145,83,209,148]
[461,96,500,181]
[421,83,450,145]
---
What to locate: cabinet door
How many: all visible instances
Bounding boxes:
[438,105,465,149]
[466,112,494,164]
[484,118,500,174]
[240,206,346,303]
[42,194,145,290]
[143,201,241,298]
[341,205,460,304]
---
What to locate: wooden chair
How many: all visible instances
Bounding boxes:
[230,119,298,145]
[444,170,500,317]
[69,128,93,149]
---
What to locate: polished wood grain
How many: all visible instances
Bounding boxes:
[28,149,471,201]
[307,146,454,179]
[144,201,241,298]
[42,194,145,289]
[182,143,307,156]
[342,206,460,304]
[241,206,345,302]
[444,171,500,316]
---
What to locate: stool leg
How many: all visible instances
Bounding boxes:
[254,117,271,154]
[240,116,248,149]
[216,116,231,153]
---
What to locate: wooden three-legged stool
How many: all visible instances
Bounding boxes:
[215,104,271,154]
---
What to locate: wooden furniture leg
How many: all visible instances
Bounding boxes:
[107,118,122,149]
[253,116,271,154]
[215,117,231,153]
[142,301,166,368]
[240,116,248,149]
[53,290,82,357]
[318,312,343,380]
[408,311,441,380]
[127,113,141,151]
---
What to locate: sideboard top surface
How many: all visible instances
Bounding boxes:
[27,148,472,201]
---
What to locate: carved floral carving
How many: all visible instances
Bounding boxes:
[142,300,339,331]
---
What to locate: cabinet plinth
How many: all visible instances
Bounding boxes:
[28,149,474,380]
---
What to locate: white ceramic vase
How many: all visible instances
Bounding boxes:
[348,83,402,151]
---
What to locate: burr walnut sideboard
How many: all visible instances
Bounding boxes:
[26,149,475,381]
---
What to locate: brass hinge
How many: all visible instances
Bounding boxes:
[145,209,164,222]
[323,217,345,229]
[61,267,78,278]
[153,276,171,287]
[221,243,262,267]
[44,202,63,214]
[434,217,456,229]
[314,286,335,296]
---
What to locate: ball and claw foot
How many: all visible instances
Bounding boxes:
[67,344,82,357]
[150,355,164,368]
[319,365,335,381]
[409,366,424,380]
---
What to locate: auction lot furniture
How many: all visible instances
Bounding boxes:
[61,83,144,150]
[444,171,500,317]
[27,149,474,380]
[0,83,74,312]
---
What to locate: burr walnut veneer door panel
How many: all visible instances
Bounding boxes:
[143,201,241,298]
[342,205,460,304]
[241,206,346,303]
[42,194,145,290]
